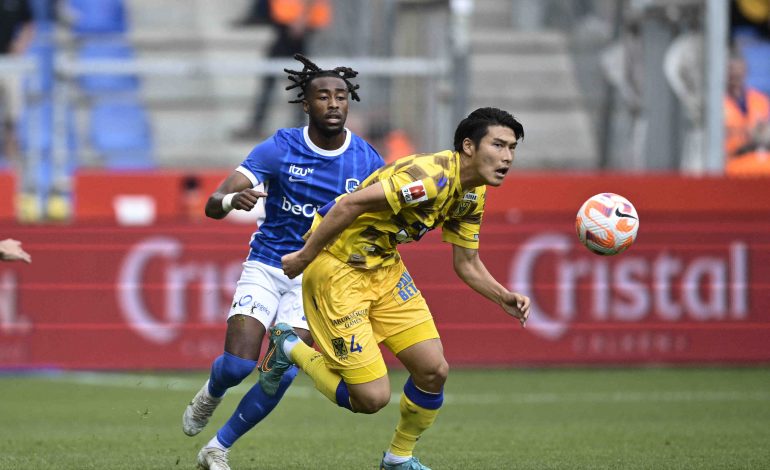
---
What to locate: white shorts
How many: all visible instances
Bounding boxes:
[227,260,307,331]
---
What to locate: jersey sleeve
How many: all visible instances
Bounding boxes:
[441,188,485,249]
[382,168,440,215]
[238,133,287,187]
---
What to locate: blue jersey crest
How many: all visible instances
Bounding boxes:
[237,127,384,268]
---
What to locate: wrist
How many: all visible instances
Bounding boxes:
[221,193,237,212]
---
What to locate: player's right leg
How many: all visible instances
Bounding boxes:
[183,261,279,437]
[262,250,392,413]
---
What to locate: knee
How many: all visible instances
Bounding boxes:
[351,389,391,414]
[415,359,449,390]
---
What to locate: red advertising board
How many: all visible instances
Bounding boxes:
[0,172,769,369]
[1,218,767,369]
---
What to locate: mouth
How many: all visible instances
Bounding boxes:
[325,114,343,123]
[494,167,509,178]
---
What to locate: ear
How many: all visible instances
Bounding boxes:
[462,137,474,156]
[302,100,310,114]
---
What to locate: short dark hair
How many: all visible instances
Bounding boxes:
[453,107,524,151]
[284,54,361,104]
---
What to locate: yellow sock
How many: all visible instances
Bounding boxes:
[389,394,440,457]
[290,342,344,405]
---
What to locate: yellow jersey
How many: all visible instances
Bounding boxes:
[309,150,486,269]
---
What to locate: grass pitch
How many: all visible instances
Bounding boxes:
[1,367,769,469]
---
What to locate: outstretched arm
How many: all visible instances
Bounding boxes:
[282,182,390,278]
[205,171,267,219]
[452,244,529,327]
[0,239,31,263]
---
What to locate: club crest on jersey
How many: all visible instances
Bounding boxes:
[331,337,348,359]
[345,178,360,193]
[401,180,428,204]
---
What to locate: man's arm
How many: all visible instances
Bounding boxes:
[0,238,31,263]
[205,171,267,219]
[281,182,390,278]
[452,244,529,326]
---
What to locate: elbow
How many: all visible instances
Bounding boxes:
[204,199,224,219]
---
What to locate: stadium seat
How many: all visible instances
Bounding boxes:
[89,101,155,169]
[742,41,770,97]
[76,40,140,94]
[67,0,128,35]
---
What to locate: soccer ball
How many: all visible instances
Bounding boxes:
[575,193,639,256]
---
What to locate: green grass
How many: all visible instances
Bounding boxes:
[1,367,769,469]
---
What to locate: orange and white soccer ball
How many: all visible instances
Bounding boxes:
[575,193,639,255]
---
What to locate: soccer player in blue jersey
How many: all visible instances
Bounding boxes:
[183,54,385,470]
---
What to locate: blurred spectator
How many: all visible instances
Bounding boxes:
[0,238,31,263]
[600,5,646,169]
[369,124,416,164]
[724,50,770,175]
[0,0,34,163]
[232,0,332,141]
[730,0,770,42]
[180,174,204,222]
[231,0,271,27]
[664,26,705,173]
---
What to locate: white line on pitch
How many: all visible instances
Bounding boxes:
[23,372,770,405]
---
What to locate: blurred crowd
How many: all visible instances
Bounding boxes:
[1,0,769,224]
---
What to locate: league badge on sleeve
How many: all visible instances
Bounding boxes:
[400,180,428,204]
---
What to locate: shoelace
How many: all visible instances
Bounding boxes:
[209,449,229,466]
[192,394,219,421]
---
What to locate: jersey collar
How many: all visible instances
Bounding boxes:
[303,126,352,157]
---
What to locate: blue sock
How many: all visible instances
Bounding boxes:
[208,351,257,398]
[335,380,353,411]
[216,365,299,447]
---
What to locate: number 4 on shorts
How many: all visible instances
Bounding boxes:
[349,335,362,353]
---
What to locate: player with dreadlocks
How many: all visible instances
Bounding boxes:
[183,54,384,470]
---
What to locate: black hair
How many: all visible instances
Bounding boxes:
[453,107,524,152]
[284,54,361,103]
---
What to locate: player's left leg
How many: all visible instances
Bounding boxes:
[379,321,444,470]
[212,283,312,450]
[371,261,442,470]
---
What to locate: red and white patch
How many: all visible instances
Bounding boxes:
[401,180,428,203]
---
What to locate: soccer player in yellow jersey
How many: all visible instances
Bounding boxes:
[261,107,531,470]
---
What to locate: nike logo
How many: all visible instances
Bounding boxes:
[288,176,307,182]
[615,208,638,219]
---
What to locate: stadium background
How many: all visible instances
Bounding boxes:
[0,1,769,469]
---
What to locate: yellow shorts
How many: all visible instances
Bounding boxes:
[302,250,440,384]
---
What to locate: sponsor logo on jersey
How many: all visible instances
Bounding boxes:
[288,164,314,182]
[345,178,360,193]
[401,180,428,203]
[331,308,368,329]
[237,295,253,306]
[463,192,478,202]
[394,271,419,302]
[250,302,270,316]
[281,196,318,218]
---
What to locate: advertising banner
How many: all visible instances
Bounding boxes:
[0,172,768,369]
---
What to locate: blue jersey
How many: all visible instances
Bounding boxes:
[236,127,384,268]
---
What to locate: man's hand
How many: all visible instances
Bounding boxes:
[500,292,530,327]
[231,189,268,211]
[282,250,310,279]
[0,239,31,263]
